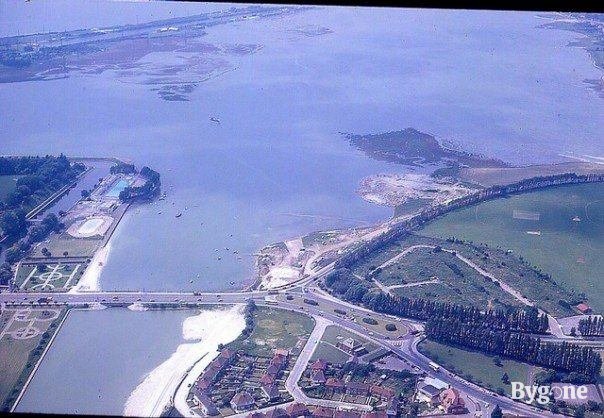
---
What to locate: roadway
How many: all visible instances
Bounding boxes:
[2,286,602,418]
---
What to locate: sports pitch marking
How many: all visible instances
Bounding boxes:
[20,264,82,291]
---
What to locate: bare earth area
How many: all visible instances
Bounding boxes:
[357,173,476,207]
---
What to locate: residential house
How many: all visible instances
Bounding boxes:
[311,369,327,384]
[261,384,281,401]
[312,406,335,418]
[265,407,289,418]
[231,391,256,413]
[325,377,345,394]
[439,388,467,415]
[345,381,369,396]
[193,388,219,416]
[274,348,290,358]
[311,359,328,371]
[337,338,367,356]
[334,410,362,418]
[286,402,310,417]
[260,373,276,386]
[267,363,281,377]
[370,385,395,401]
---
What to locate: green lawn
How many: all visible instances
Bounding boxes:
[229,307,315,357]
[418,339,538,396]
[31,235,101,259]
[310,341,351,364]
[421,183,604,313]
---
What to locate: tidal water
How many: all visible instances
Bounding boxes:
[2,4,601,292]
[15,308,193,415]
[2,1,602,414]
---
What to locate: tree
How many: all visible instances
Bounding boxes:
[63,251,69,257]
[501,372,510,384]
[491,405,503,418]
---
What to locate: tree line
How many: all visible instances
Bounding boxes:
[0,155,84,242]
[425,317,602,382]
[118,166,161,201]
[578,316,604,337]
[324,268,549,333]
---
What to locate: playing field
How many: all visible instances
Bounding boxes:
[418,339,540,396]
[421,183,604,313]
[15,263,85,291]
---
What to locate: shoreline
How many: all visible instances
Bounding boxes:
[123,305,246,417]
[69,242,111,293]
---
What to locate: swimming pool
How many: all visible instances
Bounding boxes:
[106,179,130,197]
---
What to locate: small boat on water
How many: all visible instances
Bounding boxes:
[210,116,221,124]
[175,213,182,218]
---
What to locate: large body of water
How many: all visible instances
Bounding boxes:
[2,1,602,414]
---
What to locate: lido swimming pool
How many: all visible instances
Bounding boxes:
[106,179,130,198]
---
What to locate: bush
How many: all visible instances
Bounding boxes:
[385,323,397,332]
[362,317,378,325]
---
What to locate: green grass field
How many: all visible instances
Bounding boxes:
[421,183,604,313]
[310,341,351,364]
[229,307,315,357]
[418,339,539,396]
[31,236,101,259]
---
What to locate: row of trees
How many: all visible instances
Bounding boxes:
[425,317,602,382]
[578,316,604,337]
[325,268,549,333]
[3,213,63,264]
